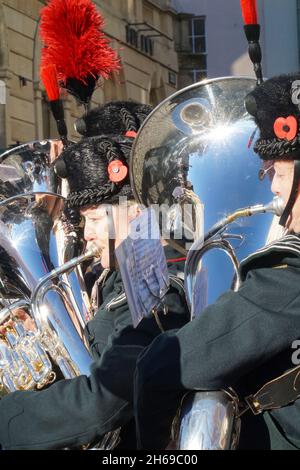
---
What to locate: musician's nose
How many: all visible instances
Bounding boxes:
[84,220,96,242]
[271,174,281,197]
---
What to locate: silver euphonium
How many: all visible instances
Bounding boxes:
[0,140,96,396]
[130,76,286,449]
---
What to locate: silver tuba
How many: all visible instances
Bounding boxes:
[130,77,285,449]
[0,140,95,396]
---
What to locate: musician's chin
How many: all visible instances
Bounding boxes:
[98,248,110,269]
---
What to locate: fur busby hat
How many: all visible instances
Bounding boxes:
[245,73,300,160]
[74,101,152,137]
[54,101,152,208]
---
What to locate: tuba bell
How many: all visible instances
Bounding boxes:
[130,76,285,449]
[131,76,285,315]
[0,140,95,395]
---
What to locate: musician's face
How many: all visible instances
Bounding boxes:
[271,160,300,232]
[81,202,140,268]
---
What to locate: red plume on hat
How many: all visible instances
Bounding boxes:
[240,0,258,25]
[40,0,120,105]
[240,0,263,85]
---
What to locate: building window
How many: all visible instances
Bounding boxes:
[178,68,207,89]
[126,25,154,56]
[168,71,177,86]
[176,15,207,88]
[188,17,206,54]
[126,25,138,48]
[140,34,154,56]
[190,69,207,83]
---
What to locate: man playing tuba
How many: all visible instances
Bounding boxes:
[0,101,189,450]
[134,74,300,450]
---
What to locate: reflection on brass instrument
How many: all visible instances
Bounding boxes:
[180,101,212,130]
[32,244,101,332]
[176,390,241,450]
[131,76,285,312]
[0,141,97,396]
[203,197,284,243]
[0,301,55,394]
[0,245,99,396]
[0,140,63,200]
[132,77,276,236]
[185,196,285,319]
[131,77,287,449]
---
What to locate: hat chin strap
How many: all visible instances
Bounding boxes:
[107,209,116,270]
[109,237,116,270]
[279,160,300,227]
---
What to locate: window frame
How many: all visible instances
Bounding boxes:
[188,16,206,55]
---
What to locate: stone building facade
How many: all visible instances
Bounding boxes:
[0,0,179,148]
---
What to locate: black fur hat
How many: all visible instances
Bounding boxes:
[245,73,300,160]
[74,100,152,137]
[55,101,152,208]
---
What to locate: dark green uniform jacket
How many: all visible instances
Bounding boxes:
[135,234,300,450]
[0,248,188,450]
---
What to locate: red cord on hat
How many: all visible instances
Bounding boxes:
[108,160,128,183]
[240,0,258,25]
[167,257,187,263]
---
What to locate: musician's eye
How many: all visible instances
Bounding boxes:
[89,215,106,223]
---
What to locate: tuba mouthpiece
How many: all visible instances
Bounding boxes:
[85,243,102,259]
[263,196,285,217]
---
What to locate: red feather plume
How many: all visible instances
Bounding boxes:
[240,0,258,25]
[39,0,120,103]
[40,64,60,101]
